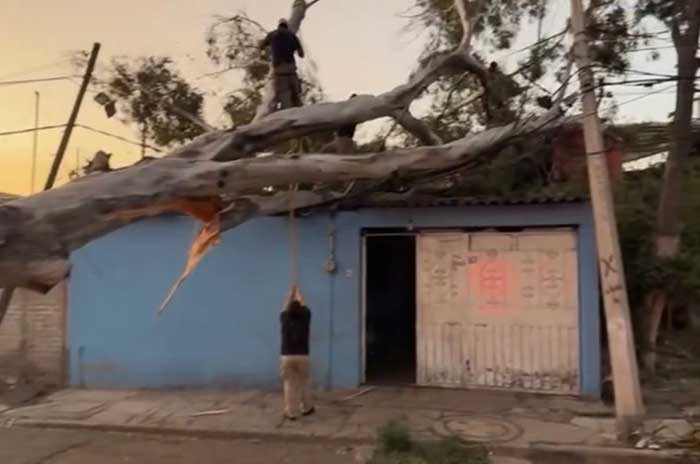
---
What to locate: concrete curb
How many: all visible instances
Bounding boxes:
[9,419,693,463]
[495,443,692,463]
[11,419,374,445]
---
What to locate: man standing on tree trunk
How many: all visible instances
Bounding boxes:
[261,18,305,110]
[280,287,314,421]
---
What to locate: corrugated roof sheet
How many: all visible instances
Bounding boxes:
[338,192,587,210]
[611,121,700,162]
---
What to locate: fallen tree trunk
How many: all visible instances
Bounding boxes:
[0,0,570,300]
[171,49,486,163]
[0,105,569,292]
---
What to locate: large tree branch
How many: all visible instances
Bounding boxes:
[168,49,486,164]
[0,103,570,292]
[392,109,444,146]
[162,101,216,132]
[455,0,476,49]
[246,0,487,138]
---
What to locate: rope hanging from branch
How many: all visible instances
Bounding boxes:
[286,136,307,304]
[288,182,300,290]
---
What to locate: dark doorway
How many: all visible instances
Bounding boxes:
[365,234,416,384]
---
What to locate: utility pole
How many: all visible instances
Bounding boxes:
[570,0,644,437]
[141,131,147,158]
[1,43,100,330]
[44,42,100,190]
[31,91,40,193]
[0,289,13,329]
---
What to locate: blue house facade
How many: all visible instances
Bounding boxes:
[68,197,601,397]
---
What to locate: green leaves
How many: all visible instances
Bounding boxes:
[617,163,700,310]
[103,56,206,148]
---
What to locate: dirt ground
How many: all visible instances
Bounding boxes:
[0,427,365,464]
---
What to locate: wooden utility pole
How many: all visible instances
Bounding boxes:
[31,91,40,193]
[44,42,100,190]
[1,43,100,329]
[0,289,13,328]
[570,0,644,437]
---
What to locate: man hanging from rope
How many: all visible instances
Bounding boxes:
[261,18,305,110]
[280,286,314,420]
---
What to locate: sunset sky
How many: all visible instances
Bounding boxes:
[1,0,677,195]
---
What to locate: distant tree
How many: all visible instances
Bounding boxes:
[632,0,700,374]
[100,56,206,154]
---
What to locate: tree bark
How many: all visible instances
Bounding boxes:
[642,3,700,376]
[169,48,488,164]
[393,110,444,146]
[0,288,14,327]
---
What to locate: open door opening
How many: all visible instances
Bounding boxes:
[365,234,416,384]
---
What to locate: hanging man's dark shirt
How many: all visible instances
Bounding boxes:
[280,302,311,355]
[262,28,305,69]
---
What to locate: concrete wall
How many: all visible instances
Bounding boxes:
[68,204,600,396]
[0,284,66,386]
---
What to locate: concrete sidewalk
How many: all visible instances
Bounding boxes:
[1,387,695,462]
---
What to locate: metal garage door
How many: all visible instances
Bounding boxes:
[416,229,580,394]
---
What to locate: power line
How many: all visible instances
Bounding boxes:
[0,123,162,152]
[612,83,678,109]
[75,124,163,152]
[503,30,675,60]
[0,59,70,80]
[598,74,699,89]
[626,45,676,53]
[0,124,67,137]
[0,75,81,87]
[503,29,567,58]
[614,89,676,96]
[623,68,678,78]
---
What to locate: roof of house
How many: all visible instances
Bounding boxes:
[549,119,700,163]
[335,191,587,211]
[610,121,700,162]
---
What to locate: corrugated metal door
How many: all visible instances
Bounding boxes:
[416,230,580,394]
[416,233,470,387]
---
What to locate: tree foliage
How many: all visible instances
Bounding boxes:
[405,0,657,142]
[617,164,700,323]
[101,56,206,148]
[405,0,553,139]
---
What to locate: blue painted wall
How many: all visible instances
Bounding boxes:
[69,203,600,396]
